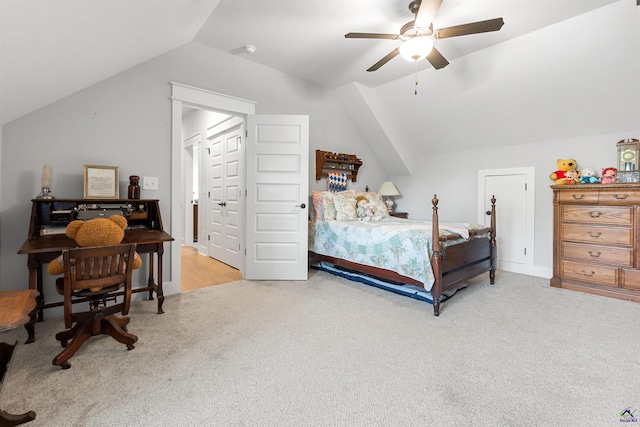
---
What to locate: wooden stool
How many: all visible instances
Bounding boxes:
[0,290,38,426]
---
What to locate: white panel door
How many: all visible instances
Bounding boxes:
[206,135,224,261]
[245,115,309,280]
[205,126,243,269]
[478,167,535,274]
[221,127,242,269]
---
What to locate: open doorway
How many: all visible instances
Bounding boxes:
[180,106,244,290]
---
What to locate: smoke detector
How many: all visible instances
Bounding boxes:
[243,45,256,54]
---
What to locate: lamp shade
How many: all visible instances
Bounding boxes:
[378,181,400,197]
[399,36,434,62]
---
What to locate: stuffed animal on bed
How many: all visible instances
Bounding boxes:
[549,158,578,185]
[356,195,383,222]
[580,167,600,184]
[47,215,142,290]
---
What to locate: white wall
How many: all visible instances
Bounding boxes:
[392,129,640,275]
[0,41,389,298]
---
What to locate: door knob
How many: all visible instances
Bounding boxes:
[296,203,306,209]
[485,210,491,215]
[218,202,226,207]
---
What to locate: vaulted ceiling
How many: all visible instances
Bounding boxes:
[2,0,636,161]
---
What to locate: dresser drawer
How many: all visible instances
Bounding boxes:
[557,191,598,204]
[562,206,633,225]
[621,269,640,291]
[561,242,633,267]
[561,260,617,287]
[598,190,640,205]
[561,224,633,246]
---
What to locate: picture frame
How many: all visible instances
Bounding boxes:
[83,165,119,199]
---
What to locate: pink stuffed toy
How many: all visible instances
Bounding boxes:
[600,167,617,184]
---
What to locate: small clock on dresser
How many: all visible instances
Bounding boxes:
[616,138,640,183]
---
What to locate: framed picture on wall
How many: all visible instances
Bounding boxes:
[84,165,119,199]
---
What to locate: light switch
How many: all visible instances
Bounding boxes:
[143,176,159,190]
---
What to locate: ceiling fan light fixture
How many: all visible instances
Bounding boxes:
[399,36,434,61]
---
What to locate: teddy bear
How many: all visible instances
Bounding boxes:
[549,158,578,185]
[48,215,142,290]
[600,167,617,184]
[580,167,600,184]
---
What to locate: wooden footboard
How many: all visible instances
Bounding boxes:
[309,195,497,317]
[431,194,496,316]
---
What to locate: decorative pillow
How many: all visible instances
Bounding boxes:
[311,191,324,222]
[332,191,358,221]
[322,192,337,220]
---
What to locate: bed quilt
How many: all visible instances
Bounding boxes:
[310,218,487,291]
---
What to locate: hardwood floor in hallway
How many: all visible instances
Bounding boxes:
[181,246,243,291]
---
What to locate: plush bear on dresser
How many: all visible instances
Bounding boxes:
[549,158,579,185]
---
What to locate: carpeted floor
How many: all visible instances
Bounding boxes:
[1,270,639,426]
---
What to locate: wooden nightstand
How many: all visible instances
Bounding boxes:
[389,212,408,219]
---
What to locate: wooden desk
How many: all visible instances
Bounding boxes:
[17,199,174,323]
[0,290,38,426]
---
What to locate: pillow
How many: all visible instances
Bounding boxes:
[332,191,358,221]
[311,191,324,222]
[322,192,337,220]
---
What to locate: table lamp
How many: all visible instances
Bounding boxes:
[378,181,400,212]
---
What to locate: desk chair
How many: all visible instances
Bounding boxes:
[52,244,138,369]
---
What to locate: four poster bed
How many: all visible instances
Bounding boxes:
[309,194,497,316]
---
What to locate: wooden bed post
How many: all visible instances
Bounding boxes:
[489,195,497,284]
[431,194,442,316]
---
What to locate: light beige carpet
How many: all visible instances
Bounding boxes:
[1,270,639,426]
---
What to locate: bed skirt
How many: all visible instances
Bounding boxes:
[311,260,467,305]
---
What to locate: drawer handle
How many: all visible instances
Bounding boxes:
[587,231,602,238]
[580,270,596,277]
[571,194,585,200]
[588,212,602,218]
[587,251,602,258]
[613,194,629,200]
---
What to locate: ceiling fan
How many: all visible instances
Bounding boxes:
[345,0,504,72]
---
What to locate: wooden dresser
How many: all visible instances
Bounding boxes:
[551,183,640,302]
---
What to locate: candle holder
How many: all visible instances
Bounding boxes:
[36,187,54,200]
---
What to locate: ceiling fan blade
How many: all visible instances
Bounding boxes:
[426,46,449,70]
[345,32,398,40]
[367,48,400,72]
[435,18,504,39]
[414,0,443,28]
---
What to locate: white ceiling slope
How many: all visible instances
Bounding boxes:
[0,0,222,125]
[0,0,625,127]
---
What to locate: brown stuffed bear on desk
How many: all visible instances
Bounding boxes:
[47,215,142,290]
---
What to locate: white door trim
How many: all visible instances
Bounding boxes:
[170,82,256,294]
[477,167,540,277]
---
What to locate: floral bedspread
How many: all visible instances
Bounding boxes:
[309,218,488,291]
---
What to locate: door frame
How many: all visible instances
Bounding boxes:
[170,82,256,292]
[477,167,537,276]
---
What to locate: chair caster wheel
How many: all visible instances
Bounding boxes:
[52,359,71,369]
[61,340,68,348]
[127,344,135,351]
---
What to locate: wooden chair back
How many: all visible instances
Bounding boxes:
[60,244,136,329]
